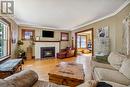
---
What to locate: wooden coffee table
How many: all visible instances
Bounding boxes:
[48,62,85,86]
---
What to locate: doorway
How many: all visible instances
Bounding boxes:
[75,28,94,56]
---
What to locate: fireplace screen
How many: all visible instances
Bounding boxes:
[44,51,53,57]
[41,47,55,58]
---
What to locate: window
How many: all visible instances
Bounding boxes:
[21,29,35,40]
[77,35,87,48]
[0,20,10,58]
[77,36,80,48]
[81,36,86,48]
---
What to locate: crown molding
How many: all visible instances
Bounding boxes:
[18,24,71,31]
[71,0,130,31]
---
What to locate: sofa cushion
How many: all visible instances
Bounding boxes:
[0,79,15,87]
[119,59,130,80]
[92,61,116,70]
[33,80,67,87]
[93,56,109,64]
[94,68,130,85]
[77,80,97,87]
[4,70,38,87]
[108,52,127,70]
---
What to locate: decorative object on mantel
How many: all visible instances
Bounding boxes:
[122,12,130,56]
[94,26,110,56]
[35,36,40,41]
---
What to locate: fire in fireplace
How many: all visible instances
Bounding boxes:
[40,47,55,58]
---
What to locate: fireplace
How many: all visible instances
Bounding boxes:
[40,47,55,58]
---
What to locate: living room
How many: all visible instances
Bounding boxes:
[0,0,130,87]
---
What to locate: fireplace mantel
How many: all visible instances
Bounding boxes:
[35,41,60,42]
[35,41,60,59]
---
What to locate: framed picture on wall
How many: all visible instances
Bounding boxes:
[97,26,109,38]
[21,29,35,40]
[61,32,69,41]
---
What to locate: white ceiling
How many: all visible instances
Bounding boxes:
[14,0,127,30]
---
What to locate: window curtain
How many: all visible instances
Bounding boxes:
[122,14,130,56]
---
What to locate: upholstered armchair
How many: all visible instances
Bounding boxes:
[66,49,75,58]
[57,47,75,59]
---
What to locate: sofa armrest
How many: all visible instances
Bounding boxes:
[92,60,116,71]
[77,80,97,87]
[4,70,38,87]
[33,80,68,87]
[66,50,75,58]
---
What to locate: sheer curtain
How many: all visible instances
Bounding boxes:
[122,13,130,56]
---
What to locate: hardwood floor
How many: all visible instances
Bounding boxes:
[23,54,92,81]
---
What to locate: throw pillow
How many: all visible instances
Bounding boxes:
[0,79,14,87]
[93,56,109,64]
[119,59,130,80]
[108,52,127,70]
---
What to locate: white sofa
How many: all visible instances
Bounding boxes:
[92,52,130,87]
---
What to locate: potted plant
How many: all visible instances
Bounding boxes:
[15,40,25,58]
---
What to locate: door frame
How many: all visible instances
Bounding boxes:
[75,28,94,56]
